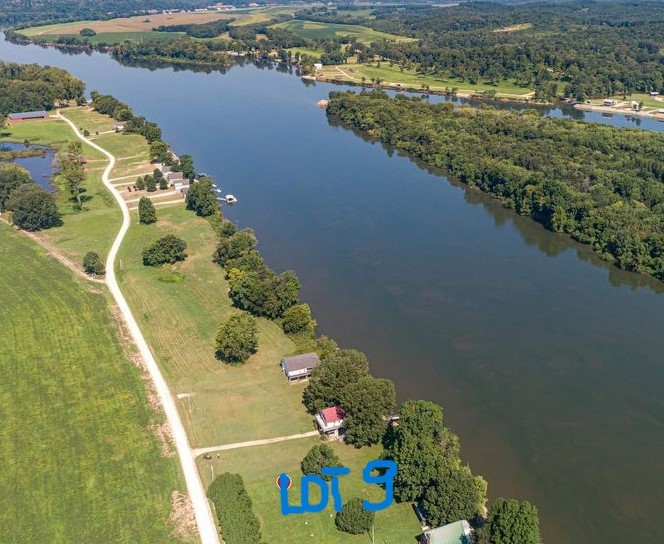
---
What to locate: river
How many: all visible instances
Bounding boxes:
[2,35,663,544]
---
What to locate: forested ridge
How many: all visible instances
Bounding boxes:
[327,91,664,280]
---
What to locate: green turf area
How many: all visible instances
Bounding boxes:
[229,6,300,27]
[0,224,184,543]
[288,46,324,60]
[18,21,94,36]
[270,19,416,45]
[116,205,315,447]
[29,31,183,45]
[198,439,423,544]
[320,61,536,97]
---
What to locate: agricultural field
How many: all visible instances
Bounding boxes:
[319,61,536,98]
[30,31,184,45]
[197,439,423,544]
[228,6,300,27]
[0,225,185,543]
[270,19,416,45]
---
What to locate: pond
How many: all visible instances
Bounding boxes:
[0,142,56,191]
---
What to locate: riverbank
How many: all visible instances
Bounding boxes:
[575,100,664,120]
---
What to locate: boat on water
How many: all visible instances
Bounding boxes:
[215,188,222,193]
[225,194,237,204]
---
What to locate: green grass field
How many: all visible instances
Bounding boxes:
[320,61,536,98]
[0,224,185,543]
[229,6,300,27]
[271,19,415,45]
[197,439,422,544]
[29,31,184,45]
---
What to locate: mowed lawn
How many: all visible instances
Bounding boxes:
[0,225,184,543]
[271,19,415,45]
[197,439,423,544]
[116,205,315,447]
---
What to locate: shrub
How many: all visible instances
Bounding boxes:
[138,196,157,224]
[301,444,343,480]
[334,498,374,535]
[142,234,187,266]
[82,251,105,275]
[7,184,60,231]
[207,473,261,544]
[215,313,258,364]
[135,176,146,190]
[79,28,96,37]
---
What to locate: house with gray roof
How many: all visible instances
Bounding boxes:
[421,520,473,544]
[281,353,320,382]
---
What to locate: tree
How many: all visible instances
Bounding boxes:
[212,229,257,267]
[303,349,370,413]
[138,196,157,224]
[82,251,105,275]
[421,465,487,527]
[0,163,33,212]
[135,176,146,190]
[384,400,461,503]
[79,28,96,37]
[229,268,301,319]
[142,234,187,266]
[343,377,396,447]
[186,177,219,217]
[149,140,171,163]
[484,498,541,544]
[334,498,374,535]
[215,313,258,364]
[207,473,262,544]
[177,153,196,179]
[144,174,157,192]
[282,303,316,334]
[301,444,343,480]
[60,141,85,208]
[7,184,60,231]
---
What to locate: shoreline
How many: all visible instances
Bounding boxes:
[575,102,664,121]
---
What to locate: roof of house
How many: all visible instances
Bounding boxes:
[320,406,345,423]
[282,352,320,374]
[8,111,47,120]
[423,520,472,544]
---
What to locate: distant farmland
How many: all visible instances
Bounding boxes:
[270,19,417,45]
[0,225,183,543]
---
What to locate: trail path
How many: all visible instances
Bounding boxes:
[56,112,220,544]
[193,431,319,457]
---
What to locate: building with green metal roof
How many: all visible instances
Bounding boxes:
[420,519,473,544]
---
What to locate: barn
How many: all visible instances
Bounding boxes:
[7,111,48,122]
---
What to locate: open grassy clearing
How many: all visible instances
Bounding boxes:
[197,439,422,544]
[29,31,184,45]
[271,19,415,45]
[288,46,325,59]
[319,61,536,97]
[0,224,185,543]
[229,6,300,27]
[116,205,315,447]
[20,12,232,36]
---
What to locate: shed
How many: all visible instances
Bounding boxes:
[420,520,473,544]
[281,352,320,382]
[650,91,659,96]
[166,171,184,182]
[8,111,48,121]
[602,99,616,107]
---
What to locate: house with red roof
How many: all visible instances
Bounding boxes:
[315,406,346,439]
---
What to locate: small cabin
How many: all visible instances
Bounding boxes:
[313,63,323,72]
[281,353,320,383]
[315,406,346,439]
[603,99,616,107]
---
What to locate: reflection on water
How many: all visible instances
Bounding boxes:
[0,142,56,191]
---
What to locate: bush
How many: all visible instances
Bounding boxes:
[135,176,146,191]
[142,234,187,266]
[207,473,262,544]
[484,498,542,544]
[334,498,374,535]
[82,128,90,137]
[301,444,343,480]
[79,28,96,37]
[138,196,157,224]
[215,313,258,364]
[144,174,157,192]
[7,184,60,231]
[82,251,105,275]
[282,303,316,334]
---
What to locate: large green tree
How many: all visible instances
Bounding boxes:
[138,196,157,224]
[213,228,258,267]
[142,234,187,266]
[7,184,60,231]
[420,465,487,527]
[186,177,219,217]
[334,498,374,535]
[0,163,33,212]
[282,303,316,335]
[215,313,258,364]
[383,400,460,503]
[82,251,105,275]
[343,377,396,447]
[60,141,85,208]
[302,349,370,413]
[207,472,262,544]
[484,498,541,544]
[300,444,343,480]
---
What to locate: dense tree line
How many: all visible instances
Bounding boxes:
[359,1,664,100]
[328,90,664,281]
[207,472,262,544]
[90,91,162,142]
[112,38,234,71]
[156,18,234,39]
[0,61,85,114]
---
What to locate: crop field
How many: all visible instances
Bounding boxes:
[20,12,232,36]
[229,6,300,26]
[197,439,423,544]
[0,225,184,543]
[270,19,416,45]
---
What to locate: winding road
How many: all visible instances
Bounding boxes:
[56,112,221,544]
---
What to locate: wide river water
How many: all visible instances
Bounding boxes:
[2,35,663,544]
